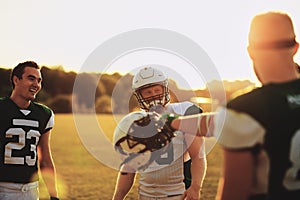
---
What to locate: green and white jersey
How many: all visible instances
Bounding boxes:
[0,97,54,183]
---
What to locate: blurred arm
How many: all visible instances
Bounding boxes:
[182,135,207,199]
[170,113,215,137]
[38,131,59,198]
[216,149,254,200]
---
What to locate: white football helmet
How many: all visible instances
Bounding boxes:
[113,111,175,171]
[132,66,170,111]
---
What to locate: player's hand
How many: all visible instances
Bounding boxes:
[181,185,201,200]
[148,104,179,133]
[50,197,60,200]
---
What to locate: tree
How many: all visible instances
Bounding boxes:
[0,68,12,97]
[47,95,72,113]
[110,73,133,114]
[72,73,100,111]
[95,95,112,114]
[41,66,76,96]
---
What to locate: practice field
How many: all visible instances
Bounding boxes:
[39,114,223,200]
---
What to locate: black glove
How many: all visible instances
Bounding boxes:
[125,111,178,152]
[115,111,179,171]
[50,197,59,200]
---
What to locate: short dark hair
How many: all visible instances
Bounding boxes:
[10,61,40,89]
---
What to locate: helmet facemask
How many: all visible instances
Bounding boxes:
[134,81,170,111]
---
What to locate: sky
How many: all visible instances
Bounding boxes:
[1,0,300,89]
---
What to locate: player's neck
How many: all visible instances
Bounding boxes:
[10,92,31,109]
[257,61,298,84]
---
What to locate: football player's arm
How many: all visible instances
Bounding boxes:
[182,135,207,200]
[215,149,254,200]
[170,113,215,137]
[214,107,263,200]
[112,165,136,200]
[38,130,59,199]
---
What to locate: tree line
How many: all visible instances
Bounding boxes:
[0,66,255,114]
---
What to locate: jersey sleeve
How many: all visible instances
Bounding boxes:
[214,107,266,149]
[170,101,202,115]
[38,103,55,133]
[45,110,54,131]
[184,103,203,115]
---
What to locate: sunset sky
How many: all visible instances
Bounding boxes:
[1,0,299,89]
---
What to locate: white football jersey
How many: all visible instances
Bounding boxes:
[138,101,195,197]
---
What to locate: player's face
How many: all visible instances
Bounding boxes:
[140,84,164,99]
[14,67,42,101]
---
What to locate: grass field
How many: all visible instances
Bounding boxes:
[39,114,223,200]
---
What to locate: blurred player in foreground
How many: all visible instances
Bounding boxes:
[0,61,59,200]
[166,11,300,200]
[113,66,206,200]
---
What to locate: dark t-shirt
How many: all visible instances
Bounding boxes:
[218,79,300,200]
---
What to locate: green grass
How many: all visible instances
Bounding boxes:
[39,114,223,200]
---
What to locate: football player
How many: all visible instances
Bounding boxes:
[0,61,59,200]
[113,66,206,200]
[163,11,300,200]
